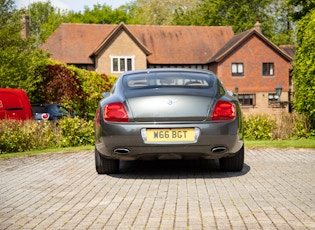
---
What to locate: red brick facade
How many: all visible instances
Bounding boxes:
[218,35,291,94]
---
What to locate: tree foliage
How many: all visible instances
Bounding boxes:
[127,0,199,25]
[0,0,49,98]
[287,0,315,20]
[292,8,315,130]
[265,0,296,45]
[27,1,67,43]
[34,62,116,119]
[174,0,272,30]
[63,3,131,24]
[37,64,87,115]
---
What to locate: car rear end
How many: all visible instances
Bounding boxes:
[94,69,244,173]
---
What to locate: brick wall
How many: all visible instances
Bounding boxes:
[217,35,290,93]
[216,35,291,114]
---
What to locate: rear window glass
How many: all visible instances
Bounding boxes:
[123,72,214,89]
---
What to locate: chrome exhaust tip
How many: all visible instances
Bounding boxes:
[211,146,227,153]
[114,148,130,154]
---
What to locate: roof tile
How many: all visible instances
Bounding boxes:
[40,23,235,65]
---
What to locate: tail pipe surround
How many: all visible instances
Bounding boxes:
[114,148,130,154]
[211,146,227,153]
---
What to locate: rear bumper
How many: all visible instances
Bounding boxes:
[96,138,243,161]
[95,120,243,161]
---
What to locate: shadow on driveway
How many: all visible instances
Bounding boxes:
[109,159,250,179]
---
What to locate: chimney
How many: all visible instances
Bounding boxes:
[254,19,262,33]
[21,13,30,39]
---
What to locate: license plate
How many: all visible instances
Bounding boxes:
[142,128,198,144]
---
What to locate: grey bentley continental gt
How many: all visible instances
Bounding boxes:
[94,68,244,174]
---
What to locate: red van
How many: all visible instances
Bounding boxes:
[0,88,33,120]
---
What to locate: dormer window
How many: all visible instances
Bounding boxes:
[111,56,134,73]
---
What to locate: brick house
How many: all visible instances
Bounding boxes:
[40,22,294,114]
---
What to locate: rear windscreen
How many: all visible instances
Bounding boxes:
[123,72,214,89]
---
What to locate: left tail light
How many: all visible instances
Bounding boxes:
[104,102,129,122]
[212,101,236,121]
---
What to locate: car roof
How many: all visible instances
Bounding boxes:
[121,68,215,76]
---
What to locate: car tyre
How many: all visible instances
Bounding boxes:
[219,145,244,172]
[95,148,119,174]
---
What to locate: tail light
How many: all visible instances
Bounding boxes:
[104,102,129,122]
[212,101,236,121]
[41,113,49,120]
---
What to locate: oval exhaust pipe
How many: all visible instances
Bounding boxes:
[114,148,130,154]
[211,146,227,153]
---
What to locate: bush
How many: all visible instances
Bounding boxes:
[68,65,117,120]
[58,117,94,147]
[244,112,315,140]
[32,61,117,120]
[244,114,276,140]
[292,112,315,139]
[0,117,94,154]
[0,120,60,153]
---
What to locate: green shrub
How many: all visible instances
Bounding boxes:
[58,117,94,147]
[292,112,315,139]
[0,120,60,153]
[0,118,94,154]
[244,114,276,140]
[244,112,315,140]
[68,65,117,120]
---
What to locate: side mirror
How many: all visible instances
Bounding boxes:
[227,90,234,97]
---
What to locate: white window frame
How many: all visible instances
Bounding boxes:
[110,56,135,73]
[232,63,244,76]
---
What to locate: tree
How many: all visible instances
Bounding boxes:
[291,8,315,132]
[0,0,49,100]
[65,4,131,24]
[287,0,315,20]
[130,0,199,25]
[173,0,273,33]
[27,1,66,44]
[265,0,296,45]
[172,0,296,45]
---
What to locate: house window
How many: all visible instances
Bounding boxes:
[232,63,244,76]
[268,93,279,104]
[263,63,274,76]
[237,94,256,106]
[111,56,134,73]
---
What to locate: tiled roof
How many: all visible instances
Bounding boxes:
[40,23,117,64]
[210,28,293,63]
[40,23,235,65]
[279,45,296,59]
[127,25,234,64]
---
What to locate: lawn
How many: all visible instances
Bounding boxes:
[0,139,314,159]
[245,139,315,149]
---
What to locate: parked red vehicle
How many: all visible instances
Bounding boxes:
[0,88,33,120]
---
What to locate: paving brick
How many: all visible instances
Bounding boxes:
[0,149,314,229]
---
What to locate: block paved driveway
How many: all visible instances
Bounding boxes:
[0,148,314,230]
